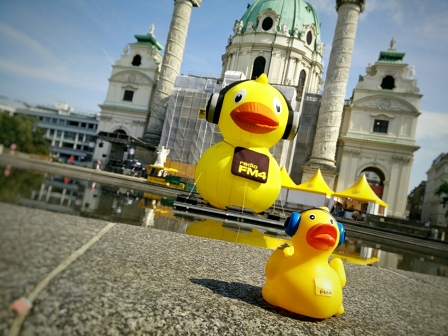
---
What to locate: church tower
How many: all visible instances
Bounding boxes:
[94,28,163,163]
[335,41,421,218]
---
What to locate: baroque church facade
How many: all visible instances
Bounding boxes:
[93,0,421,219]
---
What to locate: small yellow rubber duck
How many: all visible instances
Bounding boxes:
[194,74,299,213]
[262,207,346,319]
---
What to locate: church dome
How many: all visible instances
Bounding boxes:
[239,0,321,48]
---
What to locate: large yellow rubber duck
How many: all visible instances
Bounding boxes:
[194,74,299,213]
[262,207,346,319]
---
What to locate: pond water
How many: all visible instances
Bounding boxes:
[1,165,448,278]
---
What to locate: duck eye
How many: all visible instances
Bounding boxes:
[273,97,282,114]
[330,218,334,225]
[234,89,246,104]
[309,214,315,220]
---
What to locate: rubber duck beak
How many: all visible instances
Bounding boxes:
[306,224,338,251]
[230,102,279,134]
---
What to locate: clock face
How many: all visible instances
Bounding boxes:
[379,99,391,110]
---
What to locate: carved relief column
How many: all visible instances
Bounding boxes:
[305,0,365,172]
[143,0,202,146]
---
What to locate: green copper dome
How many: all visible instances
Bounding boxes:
[240,0,321,44]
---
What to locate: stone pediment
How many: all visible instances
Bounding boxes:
[353,97,416,113]
[110,71,154,85]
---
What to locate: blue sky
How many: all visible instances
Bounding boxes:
[0,0,447,193]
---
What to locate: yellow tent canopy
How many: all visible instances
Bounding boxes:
[280,167,334,196]
[333,174,388,207]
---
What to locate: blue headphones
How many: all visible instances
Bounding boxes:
[284,209,346,246]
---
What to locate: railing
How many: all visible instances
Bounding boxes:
[187,71,221,79]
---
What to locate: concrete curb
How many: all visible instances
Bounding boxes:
[1,203,448,335]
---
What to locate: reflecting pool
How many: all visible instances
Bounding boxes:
[1,165,447,278]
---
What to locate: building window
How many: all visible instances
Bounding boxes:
[123,90,134,102]
[64,131,75,140]
[251,56,266,79]
[306,31,312,45]
[298,70,306,96]
[132,55,141,66]
[261,17,273,31]
[380,75,395,90]
[68,121,78,126]
[373,119,389,133]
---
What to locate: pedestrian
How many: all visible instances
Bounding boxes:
[96,159,101,171]
[10,143,17,154]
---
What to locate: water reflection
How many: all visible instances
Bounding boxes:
[1,165,448,277]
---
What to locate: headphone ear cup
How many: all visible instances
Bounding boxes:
[337,222,345,246]
[206,93,220,124]
[276,90,299,140]
[284,212,301,237]
[282,110,300,140]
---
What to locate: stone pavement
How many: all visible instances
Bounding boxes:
[1,203,448,335]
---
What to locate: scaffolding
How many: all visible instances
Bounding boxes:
[159,76,222,176]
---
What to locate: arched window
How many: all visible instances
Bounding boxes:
[251,56,266,79]
[361,167,385,198]
[132,55,142,66]
[380,75,395,90]
[261,17,273,31]
[298,70,306,96]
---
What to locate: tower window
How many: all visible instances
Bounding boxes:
[373,119,389,133]
[262,17,273,31]
[306,31,312,45]
[251,56,266,79]
[132,55,142,66]
[380,75,395,90]
[123,90,134,102]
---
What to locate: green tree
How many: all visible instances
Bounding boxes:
[435,180,448,218]
[0,111,50,155]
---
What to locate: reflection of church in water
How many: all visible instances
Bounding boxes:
[93,0,421,219]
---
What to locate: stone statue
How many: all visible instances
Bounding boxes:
[294,25,299,37]
[390,37,396,50]
[409,65,415,79]
[237,21,243,34]
[246,21,255,32]
[149,23,155,36]
[233,20,239,35]
[281,23,289,35]
[154,145,170,167]
[123,44,129,55]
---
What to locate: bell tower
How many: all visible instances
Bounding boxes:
[94,27,163,163]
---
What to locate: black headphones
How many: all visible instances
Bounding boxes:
[205,79,299,140]
[284,208,346,246]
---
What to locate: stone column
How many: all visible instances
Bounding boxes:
[143,0,202,146]
[305,0,365,171]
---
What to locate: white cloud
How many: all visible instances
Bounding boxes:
[308,0,337,17]
[416,110,448,141]
[0,23,59,63]
[0,57,105,93]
